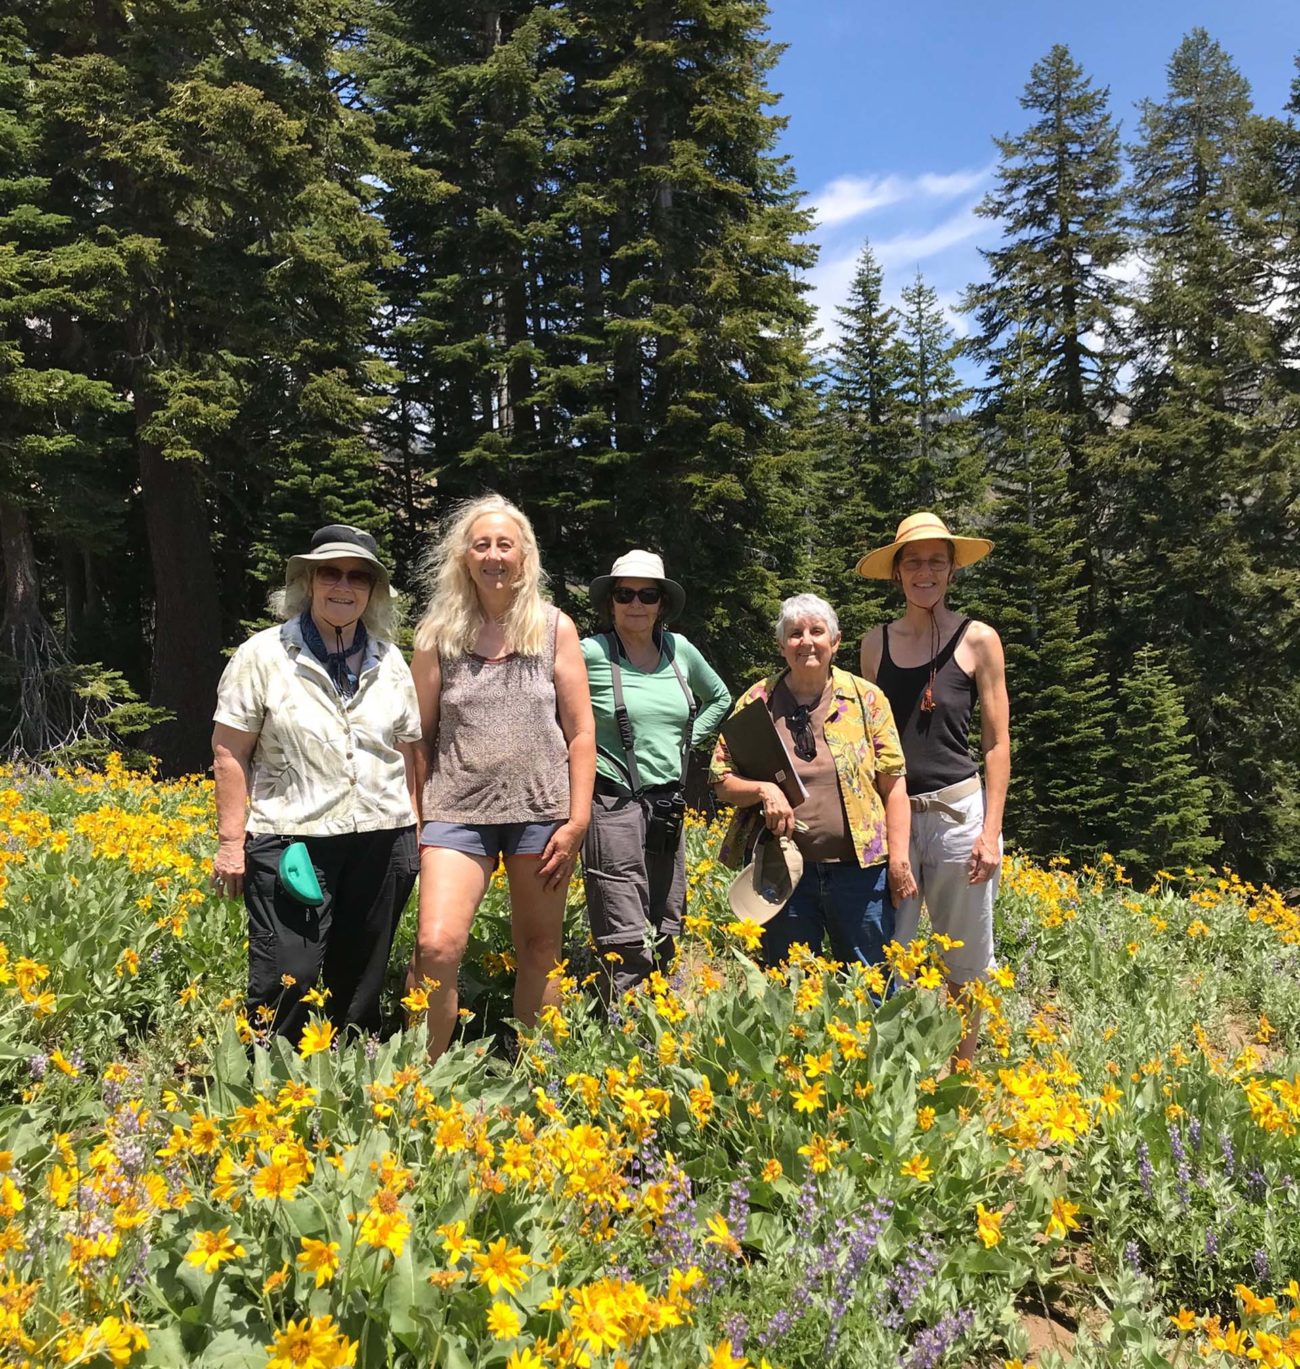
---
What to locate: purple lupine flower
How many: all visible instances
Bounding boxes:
[722,1314,749,1352]
[1136,1140,1154,1197]
[903,1308,975,1369]
[113,1103,142,1135]
[1205,1227,1219,1259]
[824,1197,893,1354]
[1253,1248,1271,1284]
[116,1138,146,1176]
[1245,1164,1267,1200]
[363,1036,379,1060]
[1168,1123,1186,1165]
[726,1180,751,1245]
[1123,1240,1142,1271]
[880,1237,943,1331]
[1220,1132,1236,1178]
[1176,1160,1191,1207]
[1188,1115,1202,1152]
[758,1308,794,1347]
[27,1052,48,1080]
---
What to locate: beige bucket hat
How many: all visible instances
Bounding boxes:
[727,833,804,926]
[855,512,993,581]
[589,549,686,623]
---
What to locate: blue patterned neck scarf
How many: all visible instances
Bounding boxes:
[299,610,368,699]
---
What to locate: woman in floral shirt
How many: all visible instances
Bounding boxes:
[711,593,916,969]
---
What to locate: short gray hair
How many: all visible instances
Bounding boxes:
[774,593,840,644]
[271,571,402,642]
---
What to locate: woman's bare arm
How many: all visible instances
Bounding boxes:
[211,723,259,897]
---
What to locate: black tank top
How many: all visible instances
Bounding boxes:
[876,619,977,796]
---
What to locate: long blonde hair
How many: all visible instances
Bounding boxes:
[414,494,551,657]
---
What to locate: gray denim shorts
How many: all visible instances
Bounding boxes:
[419,820,560,860]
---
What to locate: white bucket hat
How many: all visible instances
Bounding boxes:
[285,524,391,594]
[589,550,686,623]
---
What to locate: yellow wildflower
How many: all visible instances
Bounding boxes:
[185,1227,247,1275]
[297,1237,341,1287]
[900,1154,933,1183]
[298,1017,336,1058]
[976,1203,1003,1248]
[472,1237,530,1296]
[487,1302,523,1339]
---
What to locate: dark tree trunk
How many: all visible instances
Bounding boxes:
[135,392,223,776]
[61,538,85,651]
[1,498,42,638]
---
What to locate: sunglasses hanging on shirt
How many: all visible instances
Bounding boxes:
[787,704,817,762]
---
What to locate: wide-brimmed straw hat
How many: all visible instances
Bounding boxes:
[589,550,686,623]
[855,512,993,581]
[727,832,804,926]
[285,524,391,593]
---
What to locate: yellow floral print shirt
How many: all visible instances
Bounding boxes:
[709,666,906,869]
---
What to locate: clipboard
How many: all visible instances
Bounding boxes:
[720,699,808,809]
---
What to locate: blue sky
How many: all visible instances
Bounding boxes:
[764,0,1300,349]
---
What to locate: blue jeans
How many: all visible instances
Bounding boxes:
[760,860,895,969]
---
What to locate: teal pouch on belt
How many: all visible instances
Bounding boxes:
[277,841,325,907]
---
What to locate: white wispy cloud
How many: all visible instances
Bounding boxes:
[809,166,990,230]
[874,203,985,268]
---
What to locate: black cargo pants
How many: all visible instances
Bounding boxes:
[243,825,418,1043]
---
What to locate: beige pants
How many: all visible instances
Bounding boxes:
[893,782,1000,983]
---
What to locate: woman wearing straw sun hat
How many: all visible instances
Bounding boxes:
[581,550,731,1000]
[857,512,1010,1063]
[211,524,422,1046]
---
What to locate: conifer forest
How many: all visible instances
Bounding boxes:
[2,4,1299,885]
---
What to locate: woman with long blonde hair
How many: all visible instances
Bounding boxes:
[410,494,594,1058]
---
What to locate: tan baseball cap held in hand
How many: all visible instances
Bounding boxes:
[855,512,993,581]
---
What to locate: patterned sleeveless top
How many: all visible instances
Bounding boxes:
[422,605,571,824]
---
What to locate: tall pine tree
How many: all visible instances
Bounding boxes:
[964,45,1126,620]
[1110,646,1217,878]
[1105,29,1300,879]
[891,271,983,520]
[814,241,905,655]
[965,320,1112,857]
[19,0,404,769]
[364,0,820,683]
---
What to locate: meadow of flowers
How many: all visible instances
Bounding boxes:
[0,758,1297,1368]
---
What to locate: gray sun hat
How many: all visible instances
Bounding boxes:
[589,550,686,623]
[285,524,391,593]
[727,832,804,926]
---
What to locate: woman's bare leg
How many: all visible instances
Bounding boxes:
[504,856,569,1030]
[413,845,493,1059]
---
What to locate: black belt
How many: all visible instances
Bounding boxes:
[595,777,680,799]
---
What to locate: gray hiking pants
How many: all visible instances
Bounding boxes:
[581,788,686,1002]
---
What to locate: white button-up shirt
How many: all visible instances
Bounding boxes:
[214,620,422,836]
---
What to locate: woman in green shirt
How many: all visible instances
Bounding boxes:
[582,551,731,1000]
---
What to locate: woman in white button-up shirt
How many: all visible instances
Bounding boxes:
[211,525,422,1045]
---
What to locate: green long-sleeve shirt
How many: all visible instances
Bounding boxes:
[582,632,731,791]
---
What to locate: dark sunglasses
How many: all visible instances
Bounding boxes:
[788,704,816,762]
[612,586,663,605]
[315,566,375,589]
